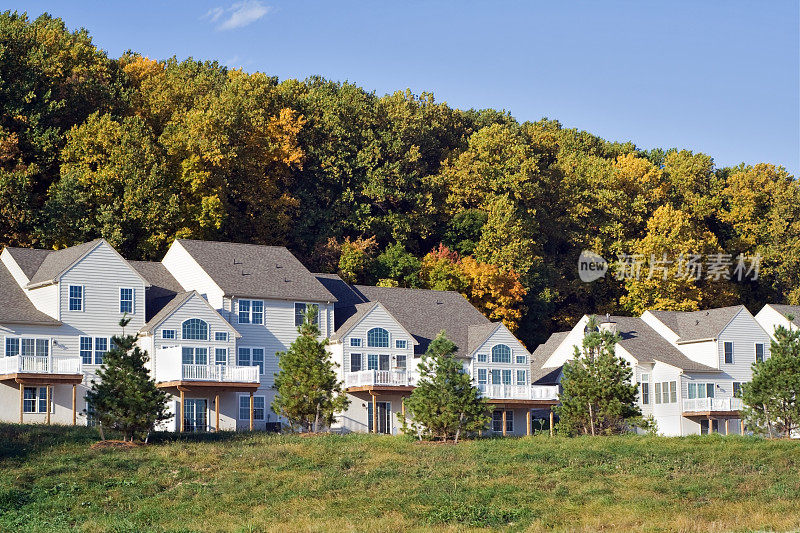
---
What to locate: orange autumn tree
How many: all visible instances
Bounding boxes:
[420,244,527,332]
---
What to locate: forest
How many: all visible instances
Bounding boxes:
[1,12,798,348]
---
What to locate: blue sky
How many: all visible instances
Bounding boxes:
[11,1,800,175]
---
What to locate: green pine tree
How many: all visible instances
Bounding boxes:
[742,317,800,438]
[557,316,641,436]
[272,306,349,432]
[402,330,489,443]
[84,316,171,441]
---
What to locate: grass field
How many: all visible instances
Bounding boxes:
[1,425,799,532]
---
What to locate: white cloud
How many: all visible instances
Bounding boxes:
[204,1,270,31]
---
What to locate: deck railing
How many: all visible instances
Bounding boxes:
[0,355,82,375]
[345,369,415,388]
[683,397,743,413]
[179,364,260,383]
[479,384,560,401]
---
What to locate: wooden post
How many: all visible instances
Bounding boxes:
[740,418,745,435]
[179,390,185,433]
[249,392,254,431]
[45,385,51,425]
[502,409,507,436]
[549,410,554,437]
[372,393,378,434]
[72,384,77,426]
[526,410,531,436]
[215,394,220,432]
[401,397,405,419]
[725,419,729,436]
[19,383,24,424]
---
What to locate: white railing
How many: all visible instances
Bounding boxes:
[180,364,260,383]
[345,369,415,388]
[683,397,743,413]
[479,384,560,401]
[0,355,82,375]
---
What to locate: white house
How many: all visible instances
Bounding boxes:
[532,306,772,436]
[755,304,800,339]
[316,275,559,436]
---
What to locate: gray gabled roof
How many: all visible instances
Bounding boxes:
[176,239,335,302]
[768,304,800,327]
[612,316,719,372]
[317,274,490,355]
[3,247,52,280]
[648,306,746,343]
[0,262,61,326]
[530,331,569,385]
[467,323,502,354]
[25,239,103,287]
[330,302,380,341]
[139,290,240,337]
[128,260,184,322]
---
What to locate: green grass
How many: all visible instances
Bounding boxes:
[1,424,799,532]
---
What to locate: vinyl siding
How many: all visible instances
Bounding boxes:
[162,242,225,309]
[470,326,532,387]
[337,305,415,376]
[716,309,772,384]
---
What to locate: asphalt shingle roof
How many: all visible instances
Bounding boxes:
[140,291,195,334]
[530,331,569,384]
[26,239,103,287]
[768,304,800,327]
[3,247,52,280]
[128,260,184,322]
[0,262,61,326]
[649,306,745,343]
[317,274,490,355]
[176,240,335,302]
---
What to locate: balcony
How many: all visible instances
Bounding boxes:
[345,369,416,390]
[153,347,260,386]
[683,397,743,414]
[479,384,560,402]
[0,355,82,377]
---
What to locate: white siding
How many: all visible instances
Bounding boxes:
[650,362,683,436]
[716,309,772,384]
[755,304,796,339]
[541,315,590,368]
[470,325,532,387]
[162,241,225,309]
[1,251,61,319]
[337,305,415,377]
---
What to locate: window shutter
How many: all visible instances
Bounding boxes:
[82,285,86,311]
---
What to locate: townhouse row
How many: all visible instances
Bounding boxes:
[0,239,558,436]
[0,237,795,436]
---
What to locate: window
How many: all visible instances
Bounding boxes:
[238,300,264,325]
[755,343,765,363]
[724,341,733,364]
[80,337,92,364]
[733,382,743,398]
[162,329,176,340]
[350,338,362,347]
[94,337,108,365]
[182,319,208,340]
[396,355,407,369]
[367,354,378,370]
[688,382,716,399]
[502,369,512,385]
[350,353,362,372]
[654,382,662,404]
[516,354,527,365]
[669,381,677,403]
[492,410,513,433]
[491,344,511,363]
[237,347,251,366]
[477,353,487,363]
[395,339,407,349]
[119,288,134,314]
[477,368,488,385]
[252,348,264,374]
[215,348,227,365]
[639,373,650,404]
[239,395,265,420]
[5,338,19,357]
[68,285,83,311]
[215,332,228,342]
[182,347,208,365]
[4,338,49,358]
[367,328,389,348]
[490,369,501,385]
[295,303,319,327]
[660,381,670,404]
[516,369,527,385]
[23,387,53,413]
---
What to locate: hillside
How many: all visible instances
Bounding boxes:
[2,425,799,532]
[2,12,799,347]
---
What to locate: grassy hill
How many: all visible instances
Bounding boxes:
[1,425,799,532]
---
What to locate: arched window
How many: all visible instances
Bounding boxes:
[491,344,511,363]
[182,319,208,340]
[367,327,389,348]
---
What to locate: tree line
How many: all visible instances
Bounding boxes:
[2,12,798,347]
